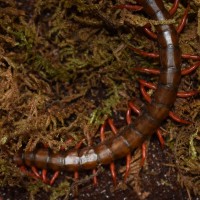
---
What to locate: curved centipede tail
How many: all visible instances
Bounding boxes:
[14,125,146,171]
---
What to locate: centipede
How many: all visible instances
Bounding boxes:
[13,0,199,188]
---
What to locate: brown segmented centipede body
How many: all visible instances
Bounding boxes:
[13,0,182,174]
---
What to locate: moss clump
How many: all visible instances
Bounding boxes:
[175,128,200,196]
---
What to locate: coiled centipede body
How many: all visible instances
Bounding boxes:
[13,0,199,185]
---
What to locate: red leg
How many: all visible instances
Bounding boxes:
[181,61,200,75]
[123,154,131,182]
[100,121,106,141]
[156,129,165,148]
[176,4,190,34]
[168,111,192,124]
[110,163,117,187]
[127,101,148,166]
[20,166,39,180]
[143,24,157,39]
[140,84,151,103]
[177,90,199,98]
[74,171,79,182]
[138,79,156,90]
[138,79,199,98]
[100,119,117,186]
[141,143,146,166]
[28,137,75,185]
[169,0,180,16]
[50,171,60,185]
[41,169,48,183]
[92,169,98,185]
[31,166,41,179]
[128,45,200,61]
[128,45,159,58]
[107,119,118,186]
[124,107,138,181]
[128,101,141,115]
[126,107,132,125]
[133,61,200,76]
[20,157,50,184]
[73,170,79,196]
[133,67,160,75]
[108,118,117,134]
[182,54,200,60]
